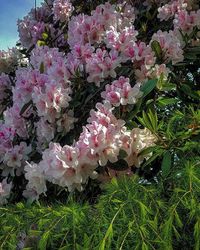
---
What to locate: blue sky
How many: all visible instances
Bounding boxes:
[0,0,43,50]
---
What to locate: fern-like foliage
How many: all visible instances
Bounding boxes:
[0,159,199,250]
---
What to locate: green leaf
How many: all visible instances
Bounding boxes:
[142,150,163,168]
[185,46,200,53]
[157,98,179,107]
[147,109,158,132]
[174,210,183,228]
[151,40,162,60]
[194,220,200,250]
[184,53,197,60]
[161,151,172,177]
[138,111,151,130]
[118,149,128,160]
[140,79,157,97]
[99,206,123,250]
[16,202,25,209]
[37,40,46,46]
[39,231,50,250]
[138,110,158,132]
[139,146,161,157]
[142,242,149,250]
[160,83,176,91]
[180,84,199,100]
[42,32,48,41]
[107,159,129,171]
[39,62,45,74]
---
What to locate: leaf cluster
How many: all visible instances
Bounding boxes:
[0,159,199,250]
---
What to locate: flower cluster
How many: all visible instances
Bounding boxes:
[174,9,200,34]
[125,128,157,167]
[23,72,157,200]
[68,2,118,49]
[151,30,184,64]
[158,0,188,21]
[101,76,142,106]
[0,124,15,162]
[105,26,138,61]
[1,45,76,182]
[53,0,74,22]
[2,0,199,203]
[86,48,120,85]
[17,1,68,48]
[2,142,31,177]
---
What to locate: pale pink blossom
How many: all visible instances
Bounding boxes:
[36,118,55,143]
[56,110,77,133]
[101,76,142,106]
[125,128,157,167]
[68,3,117,49]
[4,105,28,138]
[86,48,120,86]
[13,68,48,109]
[53,0,74,22]
[0,178,12,205]
[151,30,184,64]
[174,9,200,34]
[2,142,31,176]
[0,124,15,164]
[24,162,47,200]
[105,26,138,61]
[158,0,188,21]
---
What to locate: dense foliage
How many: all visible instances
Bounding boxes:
[1,159,200,249]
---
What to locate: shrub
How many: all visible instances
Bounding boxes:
[0,0,199,204]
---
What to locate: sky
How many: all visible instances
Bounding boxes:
[0,0,43,50]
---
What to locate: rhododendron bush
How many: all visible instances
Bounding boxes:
[0,0,200,204]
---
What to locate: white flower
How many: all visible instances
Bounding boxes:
[0,178,12,205]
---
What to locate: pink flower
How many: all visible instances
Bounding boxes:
[36,118,55,143]
[105,26,138,60]
[2,142,31,176]
[13,68,48,109]
[72,43,94,63]
[158,0,188,21]
[68,3,117,49]
[86,48,120,86]
[151,30,184,64]
[0,124,15,160]
[4,105,28,138]
[53,0,74,22]
[174,9,200,34]
[17,2,52,48]
[101,76,142,106]
[17,17,46,48]
[56,110,77,133]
